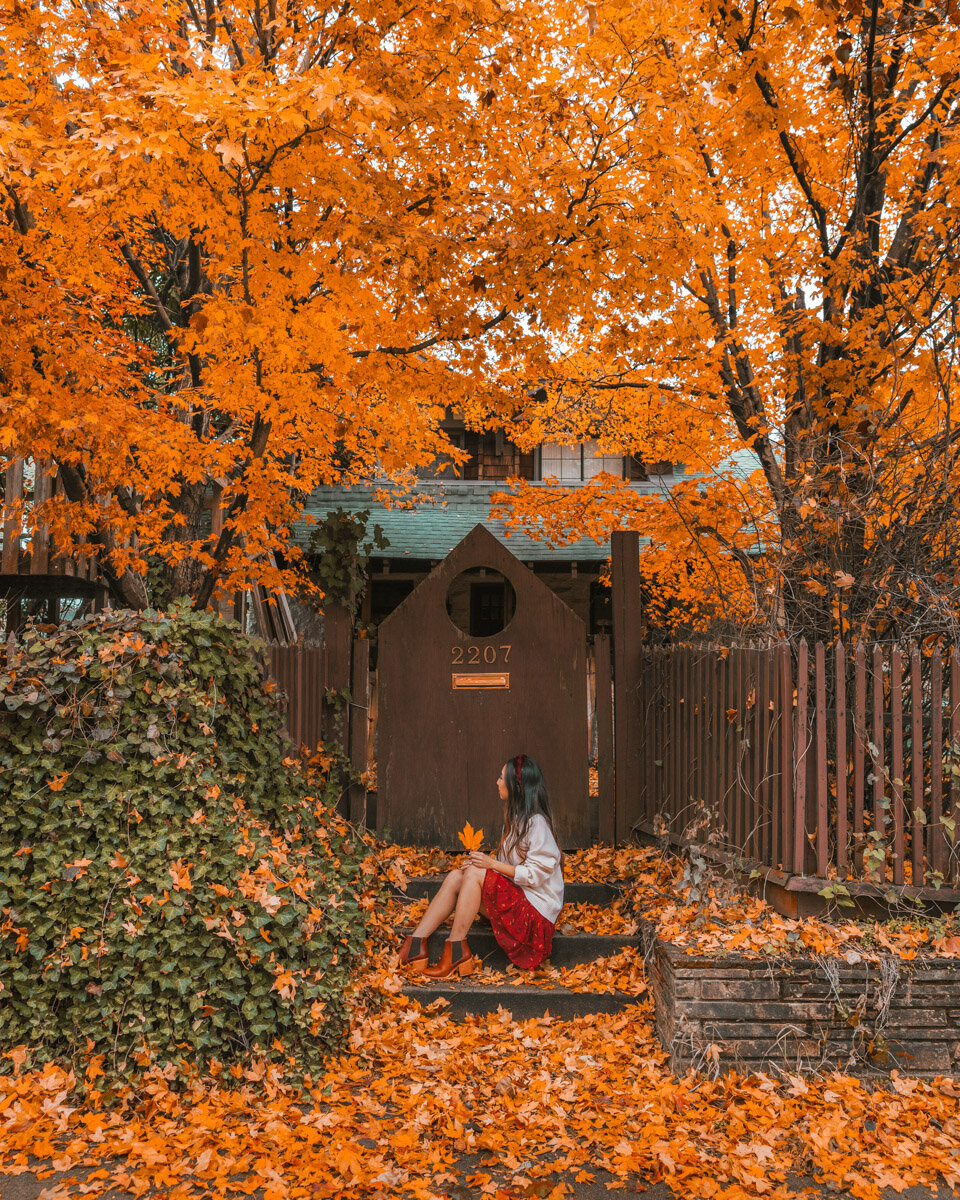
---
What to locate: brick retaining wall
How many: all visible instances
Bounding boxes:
[643,926,960,1077]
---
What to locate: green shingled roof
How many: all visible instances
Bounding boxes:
[295,450,762,563]
[296,482,641,562]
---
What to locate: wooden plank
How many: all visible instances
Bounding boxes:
[637,646,650,825]
[721,647,732,847]
[676,648,686,835]
[594,634,615,843]
[675,646,685,828]
[853,642,867,876]
[780,642,794,873]
[753,648,768,864]
[1,458,23,573]
[930,650,944,880]
[349,637,370,826]
[873,644,887,882]
[30,465,51,574]
[891,645,905,885]
[815,641,828,876]
[769,643,781,870]
[835,641,848,879]
[735,646,746,853]
[951,650,960,880]
[911,646,926,885]
[297,640,308,752]
[794,640,809,874]
[612,530,642,845]
[654,647,665,825]
[322,603,352,757]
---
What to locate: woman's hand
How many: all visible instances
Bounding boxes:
[467,851,500,871]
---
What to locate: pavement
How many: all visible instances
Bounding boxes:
[3,1158,960,1200]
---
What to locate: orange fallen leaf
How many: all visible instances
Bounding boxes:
[458,822,484,852]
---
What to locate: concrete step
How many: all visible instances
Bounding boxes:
[393,877,625,905]
[419,928,641,967]
[402,982,645,1020]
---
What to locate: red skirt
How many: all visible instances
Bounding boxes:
[481,869,555,969]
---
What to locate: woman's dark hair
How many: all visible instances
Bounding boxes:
[500,754,558,853]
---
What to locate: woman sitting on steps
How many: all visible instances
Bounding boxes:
[397,754,564,979]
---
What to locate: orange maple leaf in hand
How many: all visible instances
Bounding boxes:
[458,822,483,852]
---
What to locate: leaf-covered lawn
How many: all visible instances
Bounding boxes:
[4,1003,960,1199]
[4,845,960,1199]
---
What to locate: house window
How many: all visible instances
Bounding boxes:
[424,430,535,480]
[628,456,675,480]
[446,568,516,635]
[470,581,512,636]
[540,441,626,482]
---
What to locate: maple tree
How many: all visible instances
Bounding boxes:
[0,0,586,609]
[493,0,960,644]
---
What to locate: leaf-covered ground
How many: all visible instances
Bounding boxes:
[4,845,960,1200]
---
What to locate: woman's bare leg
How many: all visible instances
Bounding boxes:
[411,868,464,939]
[448,866,486,940]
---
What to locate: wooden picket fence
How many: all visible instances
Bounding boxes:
[630,641,960,892]
[264,607,371,824]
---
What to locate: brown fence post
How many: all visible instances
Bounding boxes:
[594,634,615,843]
[891,646,905,885]
[910,645,925,885]
[794,639,809,874]
[322,603,353,753]
[814,641,828,877]
[349,636,370,826]
[612,531,642,844]
[872,644,887,882]
[930,649,944,880]
[853,642,867,875]
[835,641,848,879]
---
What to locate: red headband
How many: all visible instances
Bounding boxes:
[514,754,524,779]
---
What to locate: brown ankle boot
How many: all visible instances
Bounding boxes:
[397,934,429,973]
[424,939,474,979]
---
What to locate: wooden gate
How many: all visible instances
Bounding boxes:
[377,524,589,848]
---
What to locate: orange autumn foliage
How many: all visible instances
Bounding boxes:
[7,0,957,639]
[0,0,581,607]
[488,0,960,644]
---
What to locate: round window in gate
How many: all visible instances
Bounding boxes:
[445,567,516,637]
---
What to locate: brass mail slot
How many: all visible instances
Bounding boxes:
[452,671,510,690]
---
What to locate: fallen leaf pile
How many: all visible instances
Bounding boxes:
[6,840,960,1199]
[456,948,650,997]
[556,900,638,936]
[377,841,960,964]
[4,1005,960,1200]
[621,846,960,964]
[381,898,638,939]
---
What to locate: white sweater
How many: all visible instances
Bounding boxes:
[498,813,564,924]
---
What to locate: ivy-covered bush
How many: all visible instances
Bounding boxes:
[0,605,375,1083]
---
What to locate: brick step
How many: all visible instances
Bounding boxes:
[415,929,641,967]
[392,877,625,905]
[402,981,645,1021]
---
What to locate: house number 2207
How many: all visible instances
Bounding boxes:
[451,644,512,665]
